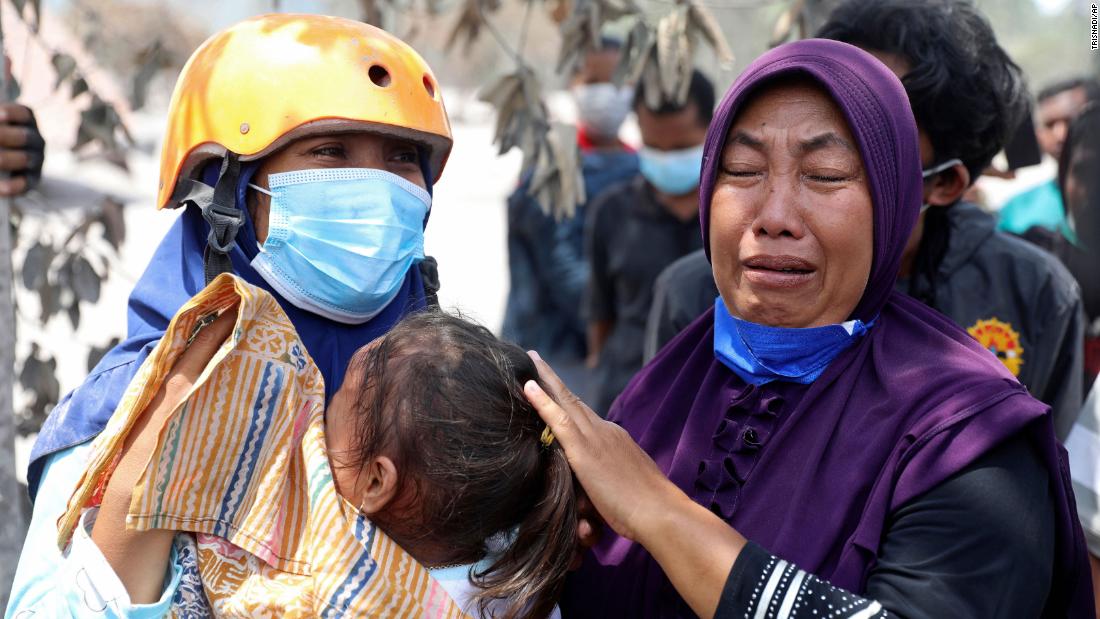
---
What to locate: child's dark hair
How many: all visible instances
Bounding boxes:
[347,309,576,619]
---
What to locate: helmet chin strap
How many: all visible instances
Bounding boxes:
[173,154,243,285]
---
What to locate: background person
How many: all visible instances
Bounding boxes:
[502,39,638,399]
[559,38,1091,618]
[645,0,1086,438]
[1027,101,1100,388]
[1000,77,1100,238]
[584,70,713,414]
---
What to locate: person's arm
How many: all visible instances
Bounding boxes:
[586,320,613,367]
[525,353,1057,619]
[0,102,45,196]
[90,307,236,603]
[644,265,677,363]
[645,250,718,363]
[583,197,616,366]
[523,353,744,618]
[1028,291,1085,440]
[6,445,183,618]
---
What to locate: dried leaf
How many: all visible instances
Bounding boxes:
[87,337,121,372]
[130,41,164,111]
[38,281,60,322]
[52,53,78,91]
[557,0,641,73]
[18,346,59,418]
[447,0,499,54]
[641,57,664,111]
[688,2,733,67]
[76,96,134,170]
[30,0,42,32]
[358,0,385,26]
[527,123,586,219]
[769,0,804,47]
[479,69,549,167]
[67,300,81,330]
[614,19,653,87]
[99,197,126,251]
[656,5,692,106]
[70,256,101,304]
[21,241,54,291]
[71,76,89,98]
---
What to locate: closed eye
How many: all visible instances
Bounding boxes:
[721,167,761,178]
[804,174,850,183]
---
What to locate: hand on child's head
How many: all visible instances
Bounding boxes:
[319,310,578,617]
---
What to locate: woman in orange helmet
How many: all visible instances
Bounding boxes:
[24,13,451,488]
[9,13,477,616]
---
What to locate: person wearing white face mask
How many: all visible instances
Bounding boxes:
[503,39,638,400]
[570,39,634,149]
[583,69,715,415]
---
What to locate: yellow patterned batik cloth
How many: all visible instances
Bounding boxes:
[56,273,470,618]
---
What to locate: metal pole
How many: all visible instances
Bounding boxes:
[0,0,28,609]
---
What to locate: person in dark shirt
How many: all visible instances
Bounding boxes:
[1027,102,1100,390]
[646,0,1086,438]
[584,70,714,414]
[502,41,638,398]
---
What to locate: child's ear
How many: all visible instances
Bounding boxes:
[358,456,399,515]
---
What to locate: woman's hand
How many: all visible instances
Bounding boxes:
[523,352,687,544]
[524,351,747,619]
[90,305,237,603]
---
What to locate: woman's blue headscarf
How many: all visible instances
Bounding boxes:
[27,159,433,498]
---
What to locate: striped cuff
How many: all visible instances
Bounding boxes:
[718,542,889,619]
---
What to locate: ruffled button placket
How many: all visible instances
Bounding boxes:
[695,385,786,519]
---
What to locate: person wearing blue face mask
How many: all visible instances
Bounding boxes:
[502,40,638,400]
[9,15,458,614]
[583,69,715,414]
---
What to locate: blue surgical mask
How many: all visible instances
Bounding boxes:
[638,144,704,195]
[249,168,429,324]
[713,297,873,385]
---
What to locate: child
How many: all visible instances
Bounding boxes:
[43,276,573,618]
[327,310,576,619]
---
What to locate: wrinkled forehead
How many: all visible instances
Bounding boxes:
[723,74,862,159]
[700,39,923,320]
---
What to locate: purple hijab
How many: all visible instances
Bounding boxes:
[564,39,1091,617]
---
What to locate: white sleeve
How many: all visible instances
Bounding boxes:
[5,444,182,619]
[1066,376,1100,555]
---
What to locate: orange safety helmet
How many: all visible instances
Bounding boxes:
[156,13,452,210]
